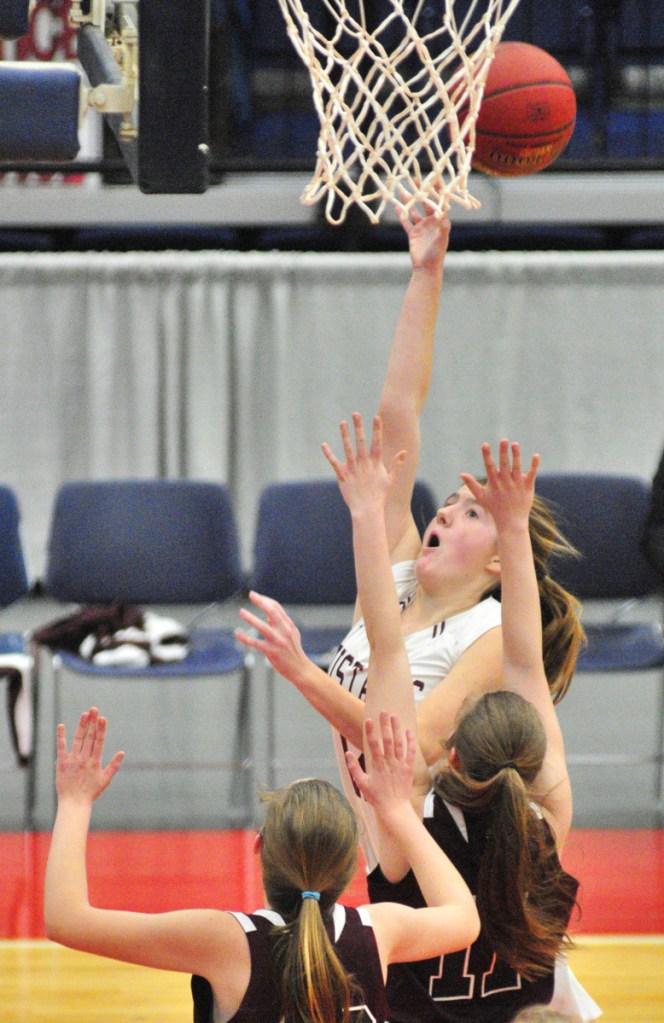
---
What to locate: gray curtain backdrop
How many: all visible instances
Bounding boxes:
[1,249,663,577]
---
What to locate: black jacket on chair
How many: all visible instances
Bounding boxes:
[642,448,664,586]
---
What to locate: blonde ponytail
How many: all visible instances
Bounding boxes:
[259,779,360,1023]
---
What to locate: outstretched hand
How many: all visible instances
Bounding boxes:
[345,711,415,822]
[399,203,451,272]
[56,707,124,804]
[460,439,539,531]
[322,412,406,516]
[236,590,311,681]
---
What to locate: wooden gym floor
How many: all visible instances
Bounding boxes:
[2,828,663,1022]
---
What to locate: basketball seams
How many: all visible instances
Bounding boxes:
[481,81,575,102]
[475,120,576,142]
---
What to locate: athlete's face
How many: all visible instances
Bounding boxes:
[415,485,499,590]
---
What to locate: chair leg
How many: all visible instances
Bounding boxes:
[27,649,61,831]
[228,658,255,825]
[25,640,41,832]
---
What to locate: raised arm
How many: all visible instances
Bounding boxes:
[323,413,430,877]
[347,712,479,968]
[235,404,425,752]
[379,209,451,562]
[44,708,248,1002]
[236,213,451,745]
[460,441,573,850]
[322,413,422,751]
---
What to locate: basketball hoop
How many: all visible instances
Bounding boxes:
[277,0,523,223]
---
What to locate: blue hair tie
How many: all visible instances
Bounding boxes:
[301,890,320,901]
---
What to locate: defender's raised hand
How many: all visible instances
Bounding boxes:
[322,412,407,516]
[460,439,539,531]
[345,711,416,828]
[56,707,124,804]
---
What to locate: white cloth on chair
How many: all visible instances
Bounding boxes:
[78,611,189,666]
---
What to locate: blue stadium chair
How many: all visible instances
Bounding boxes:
[0,486,29,609]
[249,477,438,784]
[31,479,252,829]
[0,62,81,162]
[251,476,437,611]
[536,473,664,809]
[0,0,30,40]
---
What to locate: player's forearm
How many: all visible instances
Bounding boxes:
[294,658,366,747]
[496,523,543,678]
[379,263,444,430]
[351,506,402,652]
[44,798,93,944]
[351,507,417,736]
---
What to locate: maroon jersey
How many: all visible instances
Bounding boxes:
[368,793,578,1023]
[192,903,389,1023]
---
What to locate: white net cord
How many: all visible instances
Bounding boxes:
[277,0,523,223]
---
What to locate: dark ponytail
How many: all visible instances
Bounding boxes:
[434,691,577,980]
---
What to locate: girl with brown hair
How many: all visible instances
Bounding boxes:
[236,209,585,877]
[321,412,590,1022]
[43,703,479,1023]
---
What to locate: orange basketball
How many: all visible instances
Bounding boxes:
[471,41,576,177]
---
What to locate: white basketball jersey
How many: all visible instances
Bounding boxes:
[328,561,502,871]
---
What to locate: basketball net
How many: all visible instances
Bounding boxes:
[277,0,522,223]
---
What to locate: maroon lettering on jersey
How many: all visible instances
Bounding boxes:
[328,644,347,678]
[334,651,356,682]
[329,643,367,697]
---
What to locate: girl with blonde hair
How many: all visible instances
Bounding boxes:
[44,701,479,1023]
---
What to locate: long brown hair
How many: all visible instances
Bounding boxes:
[529,493,585,703]
[434,691,578,981]
[485,492,586,704]
[259,778,360,1023]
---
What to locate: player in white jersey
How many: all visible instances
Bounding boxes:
[237,207,583,806]
[327,562,500,871]
[235,210,595,1018]
[322,413,596,1023]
